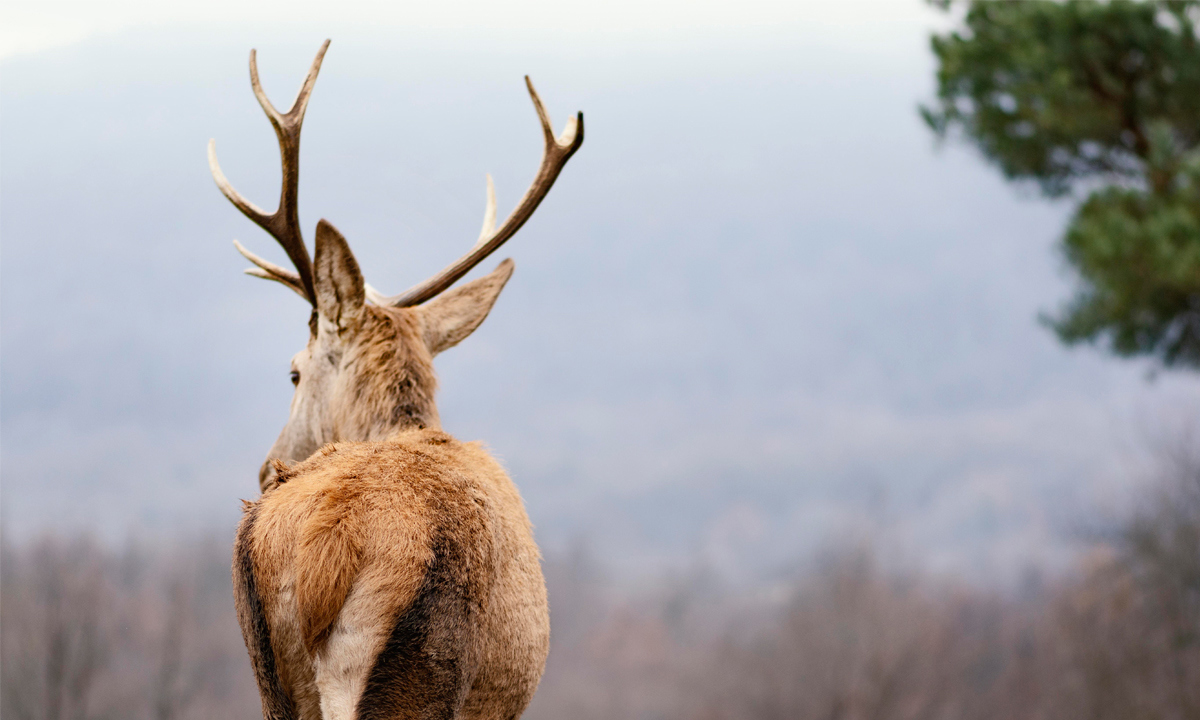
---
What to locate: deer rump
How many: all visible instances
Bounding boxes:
[233,430,548,720]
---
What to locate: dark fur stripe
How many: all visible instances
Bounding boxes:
[234,504,297,720]
[355,538,473,720]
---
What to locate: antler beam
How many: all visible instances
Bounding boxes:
[209,40,330,306]
[367,77,584,308]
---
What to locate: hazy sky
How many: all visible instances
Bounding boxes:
[3,2,1199,586]
[1,0,947,58]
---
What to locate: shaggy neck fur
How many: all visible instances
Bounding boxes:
[334,305,441,441]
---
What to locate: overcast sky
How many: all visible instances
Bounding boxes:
[4,1,1199,587]
[1,0,948,59]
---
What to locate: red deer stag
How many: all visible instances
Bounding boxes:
[208,40,582,720]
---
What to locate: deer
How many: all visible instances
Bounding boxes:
[207,40,583,720]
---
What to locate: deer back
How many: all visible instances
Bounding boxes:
[235,431,547,720]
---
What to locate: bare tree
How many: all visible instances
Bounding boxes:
[3,447,1197,720]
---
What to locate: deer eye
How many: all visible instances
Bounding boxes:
[290,370,300,386]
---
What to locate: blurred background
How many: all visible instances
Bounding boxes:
[2,1,1199,718]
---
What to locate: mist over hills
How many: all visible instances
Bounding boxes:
[3,27,1197,584]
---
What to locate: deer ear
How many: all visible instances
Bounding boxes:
[418,259,514,356]
[313,219,365,330]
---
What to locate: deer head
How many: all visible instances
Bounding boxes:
[209,41,583,492]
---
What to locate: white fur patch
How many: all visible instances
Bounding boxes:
[313,584,389,720]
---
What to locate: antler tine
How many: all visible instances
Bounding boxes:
[233,240,309,300]
[249,39,328,127]
[477,174,498,245]
[373,77,584,308]
[209,40,330,305]
[208,140,272,227]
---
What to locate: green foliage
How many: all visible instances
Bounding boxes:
[924,0,1200,368]
[1055,158,1200,364]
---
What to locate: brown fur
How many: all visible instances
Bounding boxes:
[233,258,548,720]
[295,478,364,652]
[237,429,547,720]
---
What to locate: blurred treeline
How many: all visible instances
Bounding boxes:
[4,449,1197,720]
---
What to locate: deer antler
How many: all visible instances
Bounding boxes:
[209,40,330,305]
[366,77,584,308]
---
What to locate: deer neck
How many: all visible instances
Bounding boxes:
[334,307,441,442]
